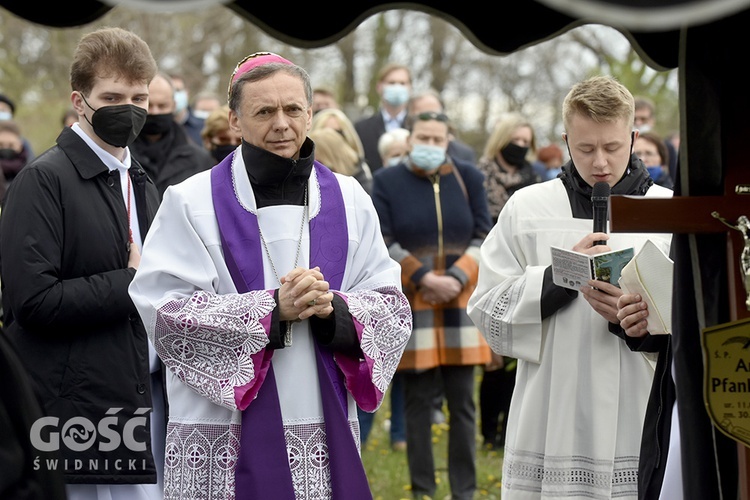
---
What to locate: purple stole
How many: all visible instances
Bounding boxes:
[210,153,372,499]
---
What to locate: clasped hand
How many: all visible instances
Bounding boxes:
[279,266,334,321]
[419,270,462,305]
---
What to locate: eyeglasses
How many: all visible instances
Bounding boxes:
[415,111,449,123]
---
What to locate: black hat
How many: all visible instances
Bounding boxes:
[0,94,16,115]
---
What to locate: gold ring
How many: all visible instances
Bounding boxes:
[308,299,316,306]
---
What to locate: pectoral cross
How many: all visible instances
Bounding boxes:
[609,161,750,498]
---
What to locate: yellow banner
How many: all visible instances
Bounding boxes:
[701,317,750,447]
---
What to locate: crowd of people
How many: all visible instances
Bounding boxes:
[0,25,683,500]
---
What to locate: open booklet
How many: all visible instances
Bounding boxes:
[618,239,674,335]
[550,246,635,291]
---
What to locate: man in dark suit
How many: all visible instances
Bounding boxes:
[354,63,412,173]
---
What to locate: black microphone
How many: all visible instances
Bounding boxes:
[591,181,610,246]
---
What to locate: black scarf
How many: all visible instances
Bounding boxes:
[131,120,183,178]
[241,137,315,208]
[558,153,653,219]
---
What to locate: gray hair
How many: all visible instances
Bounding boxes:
[228,63,312,114]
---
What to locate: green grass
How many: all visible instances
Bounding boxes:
[361,369,504,499]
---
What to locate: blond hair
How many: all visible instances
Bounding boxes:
[562,75,635,131]
[309,128,360,176]
[481,112,537,163]
[200,105,231,149]
[310,108,365,158]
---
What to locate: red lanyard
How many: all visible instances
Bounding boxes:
[126,173,133,244]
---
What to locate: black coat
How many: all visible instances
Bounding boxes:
[0,329,67,499]
[0,126,161,484]
[130,119,214,199]
[448,139,477,165]
[355,111,401,174]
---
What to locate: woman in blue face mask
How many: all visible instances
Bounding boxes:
[634,132,674,189]
[370,110,493,500]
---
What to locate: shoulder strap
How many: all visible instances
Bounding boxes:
[450,163,469,201]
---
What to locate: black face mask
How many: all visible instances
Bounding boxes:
[211,144,237,162]
[141,113,174,136]
[81,94,147,148]
[500,142,529,167]
[0,148,17,160]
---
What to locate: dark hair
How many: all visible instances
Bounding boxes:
[638,131,669,165]
[0,94,16,115]
[61,109,78,127]
[376,63,412,84]
[634,96,656,115]
[70,27,157,95]
[404,111,450,131]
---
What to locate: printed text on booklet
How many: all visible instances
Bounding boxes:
[550,246,635,291]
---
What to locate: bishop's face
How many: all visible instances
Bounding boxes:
[229,72,312,159]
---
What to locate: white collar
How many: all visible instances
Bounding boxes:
[71,122,131,173]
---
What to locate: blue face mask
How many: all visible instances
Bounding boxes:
[173,90,189,113]
[386,155,405,167]
[409,144,446,172]
[382,84,409,107]
[646,166,663,181]
[192,109,211,120]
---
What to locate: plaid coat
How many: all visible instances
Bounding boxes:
[371,159,492,370]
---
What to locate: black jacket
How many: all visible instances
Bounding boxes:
[355,111,402,174]
[131,119,214,199]
[0,329,67,499]
[0,126,162,484]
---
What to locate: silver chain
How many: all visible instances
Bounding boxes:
[258,185,308,348]
[258,184,308,285]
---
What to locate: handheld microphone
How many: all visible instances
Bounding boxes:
[591,181,610,246]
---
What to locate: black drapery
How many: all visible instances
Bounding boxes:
[3,0,750,497]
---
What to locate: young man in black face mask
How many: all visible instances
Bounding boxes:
[0,27,166,500]
[130,72,213,199]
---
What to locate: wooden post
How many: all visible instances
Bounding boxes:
[610,173,750,497]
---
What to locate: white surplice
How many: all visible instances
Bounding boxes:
[467,178,673,499]
[128,152,411,499]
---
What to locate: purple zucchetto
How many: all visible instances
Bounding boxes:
[227,52,293,100]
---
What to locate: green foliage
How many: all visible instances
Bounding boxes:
[603,47,680,135]
[0,6,679,161]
